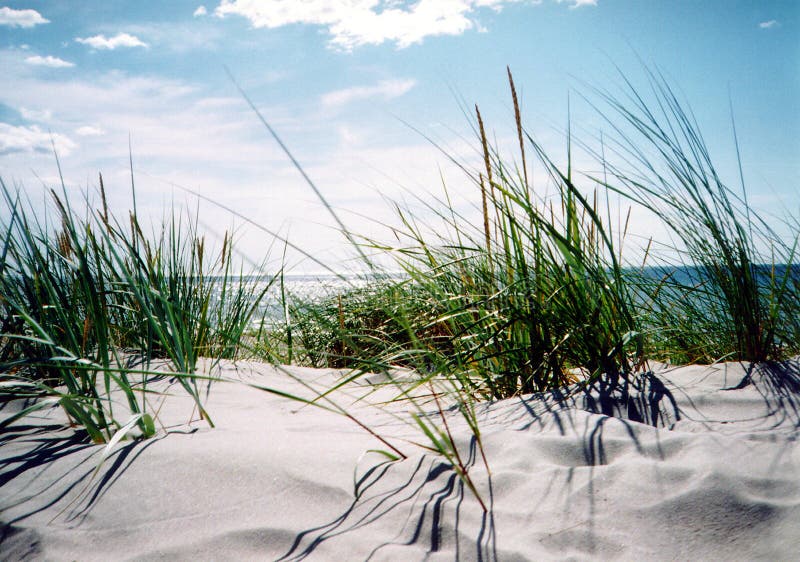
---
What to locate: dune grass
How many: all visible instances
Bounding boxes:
[280,70,798,388]
[585,71,800,364]
[0,172,271,442]
[240,68,796,508]
[1,68,797,512]
[253,69,798,503]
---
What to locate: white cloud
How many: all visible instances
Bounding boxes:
[0,6,49,27]
[0,123,76,156]
[759,20,778,29]
[25,55,74,68]
[194,5,208,17]
[20,107,53,122]
[76,125,106,136]
[0,48,482,268]
[76,33,148,50]
[321,78,416,107]
[214,0,525,50]
[121,22,224,53]
[0,61,288,186]
[557,0,597,8]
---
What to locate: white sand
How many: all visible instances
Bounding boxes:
[2,359,799,561]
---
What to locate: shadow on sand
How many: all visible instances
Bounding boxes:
[278,369,685,561]
[0,404,167,545]
[727,358,800,429]
[278,435,497,562]
[4,360,797,560]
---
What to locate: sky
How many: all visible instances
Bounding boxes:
[1,1,798,272]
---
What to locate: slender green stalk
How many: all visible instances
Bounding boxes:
[0,173,272,440]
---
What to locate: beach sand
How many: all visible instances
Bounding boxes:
[2,359,798,560]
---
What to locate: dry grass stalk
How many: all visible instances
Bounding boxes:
[480,173,492,253]
[475,105,493,189]
[99,172,109,225]
[507,66,529,189]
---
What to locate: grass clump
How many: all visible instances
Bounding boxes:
[256,68,797,508]
[588,70,800,363]
[280,280,414,369]
[280,68,798,401]
[2,66,796,516]
[285,71,645,400]
[0,173,270,442]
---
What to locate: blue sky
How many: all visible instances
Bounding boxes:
[1,1,798,270]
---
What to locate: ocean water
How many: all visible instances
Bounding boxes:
[215,273,399,327]
[221,265,800,327]
[636,264,800,286]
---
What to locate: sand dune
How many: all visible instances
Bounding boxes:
[2,359,798,560]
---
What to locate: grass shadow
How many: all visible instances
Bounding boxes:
[0,413,163,528]
[728,358,800,430]
[279,436,496,561]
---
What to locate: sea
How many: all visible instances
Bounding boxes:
[217,272,399,327]
[222,265,800,327]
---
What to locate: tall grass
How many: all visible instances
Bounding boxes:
[252,69,797,507]
[283,70,798,392]
[2,67,796,513]
[587,70,800,363]
[0,173,271,442]
[280,70,645,400]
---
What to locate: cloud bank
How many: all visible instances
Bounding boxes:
[0,6,49,27]
[19,107,53,122]
[76,33,148,50]
[321,78,416,107]
[214,0,526,50]
[75,125,106,137]
[0,123,76,156]
[25,55,74,68]
[557,0,597,7]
